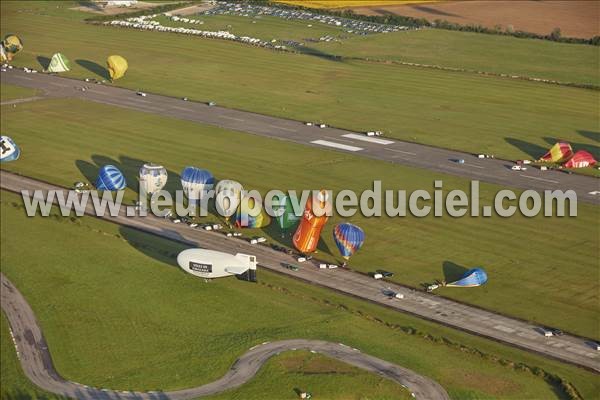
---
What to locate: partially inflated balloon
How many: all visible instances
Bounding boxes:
[215,179,243,219]
[446,268,488,287]
[46,53,71,73]
[95,165,126,191]
[106,55,128,80]
[333,223,365,260]
[272,193,301,232]
[0,136,20,163]
[292,190,331,254]
[1,35,23,62]
[181,166,214,201]
[233,195,270,228]
[139,163,167,195]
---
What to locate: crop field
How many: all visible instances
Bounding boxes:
[275,1,438,8]
[2,190,598,399]
[1,1,598,161]
[1,98,598,340]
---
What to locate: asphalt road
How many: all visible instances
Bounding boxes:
[1,170,598,373]
[0,273,449,400]
[2,69,599,204]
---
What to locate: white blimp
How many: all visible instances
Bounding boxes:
[177,249,257,282]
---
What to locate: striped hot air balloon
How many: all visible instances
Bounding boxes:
[95,165,126,191]
[446,268,488,288]
[46,53,71,73]
[181,166,214,201]
[272,193,302,235]
[564,150,596,169]
[333,222,365,260]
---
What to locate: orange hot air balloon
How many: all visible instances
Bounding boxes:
[292,190,331,254]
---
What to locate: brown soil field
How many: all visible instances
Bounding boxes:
[347,1,600,39]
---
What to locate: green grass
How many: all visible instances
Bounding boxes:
[2,190,598,399]
[0,84,38,102]
[1,1,598,161]
[1,97,598,340]
[313,28,600,86]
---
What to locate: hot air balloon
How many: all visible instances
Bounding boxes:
[215,179,243,222]
[333,223,365,260]
[272,193,301,236]
[46,53,71,73]
[106,55,128,81]
[292,189,331,254]
[0,136,20,163]
[446,268,487,288]
[139,163,167,195]
[564,150,597,169]
[1,34,23,63]
[181,166,214,201]
[95,165,126,191]
[233,195,271,228]
[539,142,573,163]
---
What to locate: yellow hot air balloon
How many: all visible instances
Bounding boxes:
[1,34,23,63]
[106,55,128,81]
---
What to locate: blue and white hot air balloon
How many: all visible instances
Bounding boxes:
[0,136,20,163]
[333,222,365,260]
[181,166,214,201]
[139,163,167,195]
[95,165,126,191]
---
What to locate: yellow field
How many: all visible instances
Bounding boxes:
[275,0,440,9]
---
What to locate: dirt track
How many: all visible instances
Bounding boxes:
[348,1,600,39]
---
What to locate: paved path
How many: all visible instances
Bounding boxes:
[2,69,598,204]
[1,274,449,399]
[1,170,598,373]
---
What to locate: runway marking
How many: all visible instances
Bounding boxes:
[519,174,559,184]
[342,133,394,145]
[465,164,484,169]
[384,148,416,156]
[269,125,296,132]
[48,82,67,88]
[220,115,244,122]
[493,325,515,333]
[311,140,363,152]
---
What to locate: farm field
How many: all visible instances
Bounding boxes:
[1,190,598,399]
[1,98,598,339]
[347,0,600,39]
[276,1,438,8]
[1,1,598,161]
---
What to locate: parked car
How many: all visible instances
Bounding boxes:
[207,101,216,107]
[136,91,147,97]
[282,263,300,271]
[376,269,394,278]
[511,165,527,171]
[319,124,327,128]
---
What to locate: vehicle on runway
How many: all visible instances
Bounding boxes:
[136,91,147,97]
[182,97,188,101]
[366,131,383,137]
[305,122,313,126]
[282,262,300,271]
[511,165,527,171]
[208,101,216,106]
[376,269,394,278]
[319,123,327,128]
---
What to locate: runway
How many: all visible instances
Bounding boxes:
[0,273,450,400]
[2,170,598,373]
[2,69,598,204]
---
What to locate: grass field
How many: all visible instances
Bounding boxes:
[0,84,38,102]
[2,190,598,399]
[1,97,598,340]
[1,1,598,162]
